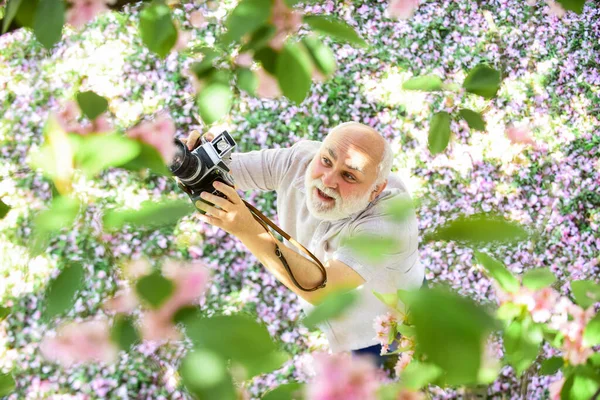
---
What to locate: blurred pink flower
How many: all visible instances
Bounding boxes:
[397,390,425,400]
[40,319,118,367]
[255,68,282,99]
[103,289,138,314]
[559,302,595,365]
[305,352,381,400]
[530,287,560,323]
[66,0,115,29]
[549,378,564,400]
[268,0,303,50]
[123,259,152,280]
[126,115,177,163]
[174,29,191,52]
[394,352,413,376]
[56,101,112,135]
[387,0,420,19]
[235,53,254,68]
[140,261,210,342]
[505,125,537,147]
[373,312,397,354]
[546,0,566,17]
[189,10,206,28]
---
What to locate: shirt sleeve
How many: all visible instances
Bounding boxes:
[229,146,296,192]
[331,194,420,282]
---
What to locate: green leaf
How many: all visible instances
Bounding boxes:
[302,35,336,76]
[240,24,276,52]
[408,288,497,385]
[0,372,16,397]
[496,302,523,321]
[400,361,443,390]
[43,263,84,320]
[583,313,600,347]
[425,213,529,246]
[183,314,285,378]
[503,317,543,375]
[556,0,586,13]
[302,290,359,330]
[31,196,81,255]
[560,367,600,400]
[474,251,520,293]
[135,270,175,309]
[539,356,564,375]
[29,115,75,195]
[395,324,416,337]
[222,0,272,45]
[76,91,108,121]
[197,82,233,125]
[303,15,367,47]
[463,64,502,99]
[571,280,600,308]
[458,109,486,131]
[236,68,258,95]
[139,2,177,58]
[110,315,140,352]
[179,349,237,400]
[522,268,556,290]
[33,0,64,49]
[0,198,10,219]
[262,383,304,400]
[14,0,38,28]
[372,290,398,309]
[383,196,416,222]
[341,234,401,263]
[254,47,278,75]
[428,111,451,155]
[2,0,24,33]
[102,199,194,230]
[276,41,313,104]
[75,133,140,178]
[238,351,289,380]
[120,141,170,176]
[402,75,443,91]
[0,306,10,320]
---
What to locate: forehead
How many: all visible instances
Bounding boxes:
[321,134,380,174]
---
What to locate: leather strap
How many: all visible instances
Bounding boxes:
[242,200,328,292]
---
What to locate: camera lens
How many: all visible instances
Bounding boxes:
[169,140,202,182]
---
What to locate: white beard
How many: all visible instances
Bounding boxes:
[304,166,374,221]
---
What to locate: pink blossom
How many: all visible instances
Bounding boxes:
[174,29,191,52]
[305,352,381,400]
[396,390,425,400]
[140,261,210,342]
[546,0,566,17]
[103,289,138,314]
[268,0,303,50]
[549,378,564,400]
[373,312,397,353]
[530,287,560,323]
[235,53,254,68]
[126,115,177,163]
[387,0,420,19]
[255,68,282,99]
[189,11,206,29]
[505,125,537,147]
[66,0,115,29]
[56,100,112,135]
[394,352,413,376]
[39,319,118,367]
[123,259,152,279]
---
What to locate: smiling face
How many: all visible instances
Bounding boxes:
[304,123,388,221]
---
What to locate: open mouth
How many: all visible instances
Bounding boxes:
[315,188,335,202]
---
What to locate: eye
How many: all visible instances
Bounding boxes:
[344,173,356,181]
[321,157,332,166]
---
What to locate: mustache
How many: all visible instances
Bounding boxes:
[310,179,340,200]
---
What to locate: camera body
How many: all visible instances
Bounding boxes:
[169,131,237,205]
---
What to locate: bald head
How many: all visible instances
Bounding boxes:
[324,122,393,185]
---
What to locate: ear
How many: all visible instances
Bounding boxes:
[369,180,387,202]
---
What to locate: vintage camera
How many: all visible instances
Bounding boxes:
[169,131,236,206]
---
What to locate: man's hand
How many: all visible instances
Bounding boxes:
[195,181,260,240]
[181,130,214,151]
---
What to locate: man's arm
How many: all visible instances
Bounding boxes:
[238,216,365,305]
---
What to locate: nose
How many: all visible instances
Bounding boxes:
[321,170,337,189]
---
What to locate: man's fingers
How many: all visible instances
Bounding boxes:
[212,181,240,204]
[186,130,202,150]
[204,132,215,142]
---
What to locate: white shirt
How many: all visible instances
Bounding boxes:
[230,140,424,352]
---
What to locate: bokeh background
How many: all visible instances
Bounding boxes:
[1,0,599,398]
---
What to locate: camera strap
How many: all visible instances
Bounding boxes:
[241,200,328,292]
